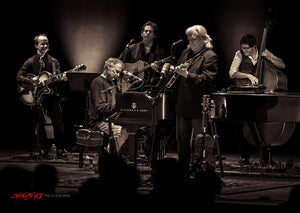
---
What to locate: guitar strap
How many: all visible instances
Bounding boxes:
[51,59,56,75]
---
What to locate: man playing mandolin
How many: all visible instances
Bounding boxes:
[16,33,67,158]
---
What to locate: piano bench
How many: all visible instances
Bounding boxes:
[75,129,104,168]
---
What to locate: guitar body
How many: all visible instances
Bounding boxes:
[18,71,53,106]
[189,95,218,177]
[120,56,176,93]
[121,60,145,92]
[18,64,86,106]
[193,133,215,166]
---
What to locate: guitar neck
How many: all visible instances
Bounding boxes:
[43,72,64,86]
[42,65,84,86]
[133,64,151,75]
[133,56,176,75]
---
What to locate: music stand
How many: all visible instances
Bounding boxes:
[66,72,99,153]
[67,72,99,128]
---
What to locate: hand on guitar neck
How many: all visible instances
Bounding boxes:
[18,64,86,106]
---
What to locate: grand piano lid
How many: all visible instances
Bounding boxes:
[212,91,300,98]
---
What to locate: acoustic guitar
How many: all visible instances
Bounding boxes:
[121,56,175,92]
[190,95,216,177]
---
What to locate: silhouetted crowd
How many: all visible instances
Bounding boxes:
[1,153,298,209]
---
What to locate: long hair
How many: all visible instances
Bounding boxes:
[185,25,213,49]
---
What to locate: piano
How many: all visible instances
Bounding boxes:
[211,91,300,123]
[114,91,175,165]
[211,91,300,162]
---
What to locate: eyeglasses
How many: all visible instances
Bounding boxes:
[240,46,251,51]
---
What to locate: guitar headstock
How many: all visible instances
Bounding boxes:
[73,64,86,72]
[201,94,210,111]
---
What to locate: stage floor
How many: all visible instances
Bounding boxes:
[1,145,300,209]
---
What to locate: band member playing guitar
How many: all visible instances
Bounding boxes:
[118,21,165,93]
[118,22,166,161]
[16,33,68,158]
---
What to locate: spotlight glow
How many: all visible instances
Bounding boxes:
[56,0,127,73]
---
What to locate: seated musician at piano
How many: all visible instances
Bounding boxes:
[228,34,286,165]
[229,34,285,86]
[88,57,128,155]
[171,25,218,177]
[118,21,165,92]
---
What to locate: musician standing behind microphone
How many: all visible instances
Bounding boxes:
[118,21,165,159]
[16,33,66,158]
[118,21,165,91]
[171,25,218,177]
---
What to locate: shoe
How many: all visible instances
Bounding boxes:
[239,158,250,165]
[57,149,67,159]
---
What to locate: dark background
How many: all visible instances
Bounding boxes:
[3,0,300,154]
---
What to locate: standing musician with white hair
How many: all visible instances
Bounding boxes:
[169,25,219,177]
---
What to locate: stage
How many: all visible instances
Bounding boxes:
[1,144,300,209]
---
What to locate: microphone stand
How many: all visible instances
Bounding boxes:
[100,77,142,94]
[149,50,178,171]
[120,39,134,93]
[148,62,175,169]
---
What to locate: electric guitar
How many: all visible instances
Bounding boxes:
[18,64,86,106]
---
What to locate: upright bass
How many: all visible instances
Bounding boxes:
[243,20,295,158]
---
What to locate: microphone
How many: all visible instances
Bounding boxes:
[40,49,49,61]
[126,39,134,48]
[161,63,171,75]
[172,39,183,46]
[122,70,142,81]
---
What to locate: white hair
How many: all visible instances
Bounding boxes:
[185,25,213,49]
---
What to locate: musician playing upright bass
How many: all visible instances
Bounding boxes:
[16,33,67,158]
[228,34,286,165]
[229,34,285,87]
